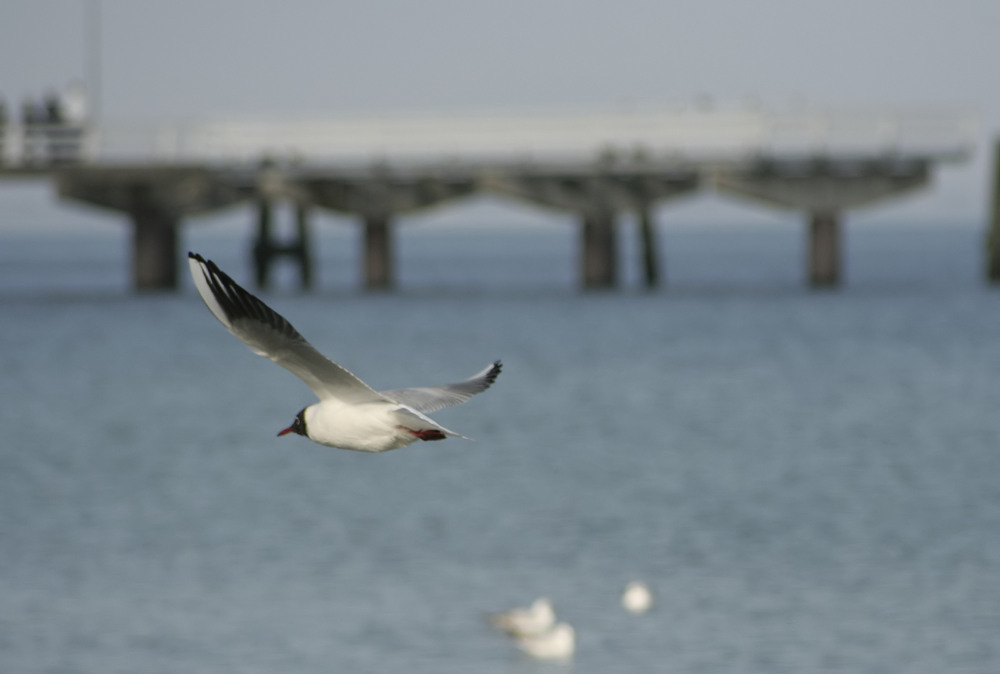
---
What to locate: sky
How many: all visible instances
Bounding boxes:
[2,0,999,231]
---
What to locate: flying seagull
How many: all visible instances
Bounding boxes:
[188,252,501,452]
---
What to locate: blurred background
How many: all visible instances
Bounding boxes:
[1,0,998,240]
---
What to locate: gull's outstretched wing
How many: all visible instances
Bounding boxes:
[188,252,387,405]
[380,360,502,414]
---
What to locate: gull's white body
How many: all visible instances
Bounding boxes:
[487,597,555,638]
[188,252,501,452]
[515,622,575,661]
[301,399,446,453]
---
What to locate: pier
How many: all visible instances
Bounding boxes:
[0,108,974,290]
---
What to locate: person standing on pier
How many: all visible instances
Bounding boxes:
[42,90,65,164]
[47,83,87,164]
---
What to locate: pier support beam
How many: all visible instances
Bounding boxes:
[54,166,248,291]
[297,170,478,292]
[363,214,394,290]
[131,206,179,290]
[808,210,841,287]
[716,157,931,289]
[253,197,275,288]
[481,164,697,291]
[252,197,313,290]
[580,209,617,289]
[986,139,1000,283]
[638,206,660,288]
[296,204,314,288]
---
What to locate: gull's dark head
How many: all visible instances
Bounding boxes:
[277,408,308,438]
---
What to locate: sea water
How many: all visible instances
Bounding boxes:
[1,220,999,673]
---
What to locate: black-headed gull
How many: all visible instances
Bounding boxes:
[515,622,575,661]
[487,597,555,637]
[188,252,501,452]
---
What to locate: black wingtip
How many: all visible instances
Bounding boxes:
[189,250,300,339]
[190,253,241,296]
[487,360,502,385]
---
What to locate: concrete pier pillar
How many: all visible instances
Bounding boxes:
[364,214,394,290]
[808,210,841,287]
[131,207,179,290]
[252,197,313,290]
[295,202,313,289]
[986,139,1000,283]
[253,196,275,288]
[638,206,660,288]
[580,210,617,289]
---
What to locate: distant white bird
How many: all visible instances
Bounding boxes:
[622,580,653,614]
[515,622,575,661]
[187,252,501,452]
[487,597,556,637]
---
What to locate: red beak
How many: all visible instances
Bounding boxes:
[277,426,295,437]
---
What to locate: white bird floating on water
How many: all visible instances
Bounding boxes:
[622,580,654,614]
[514,622,575,662]
[487,597,556,637]
[187,252,501,452]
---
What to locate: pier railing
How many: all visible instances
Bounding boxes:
[0,108,975,169]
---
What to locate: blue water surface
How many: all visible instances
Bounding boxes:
[1,221,999,673]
